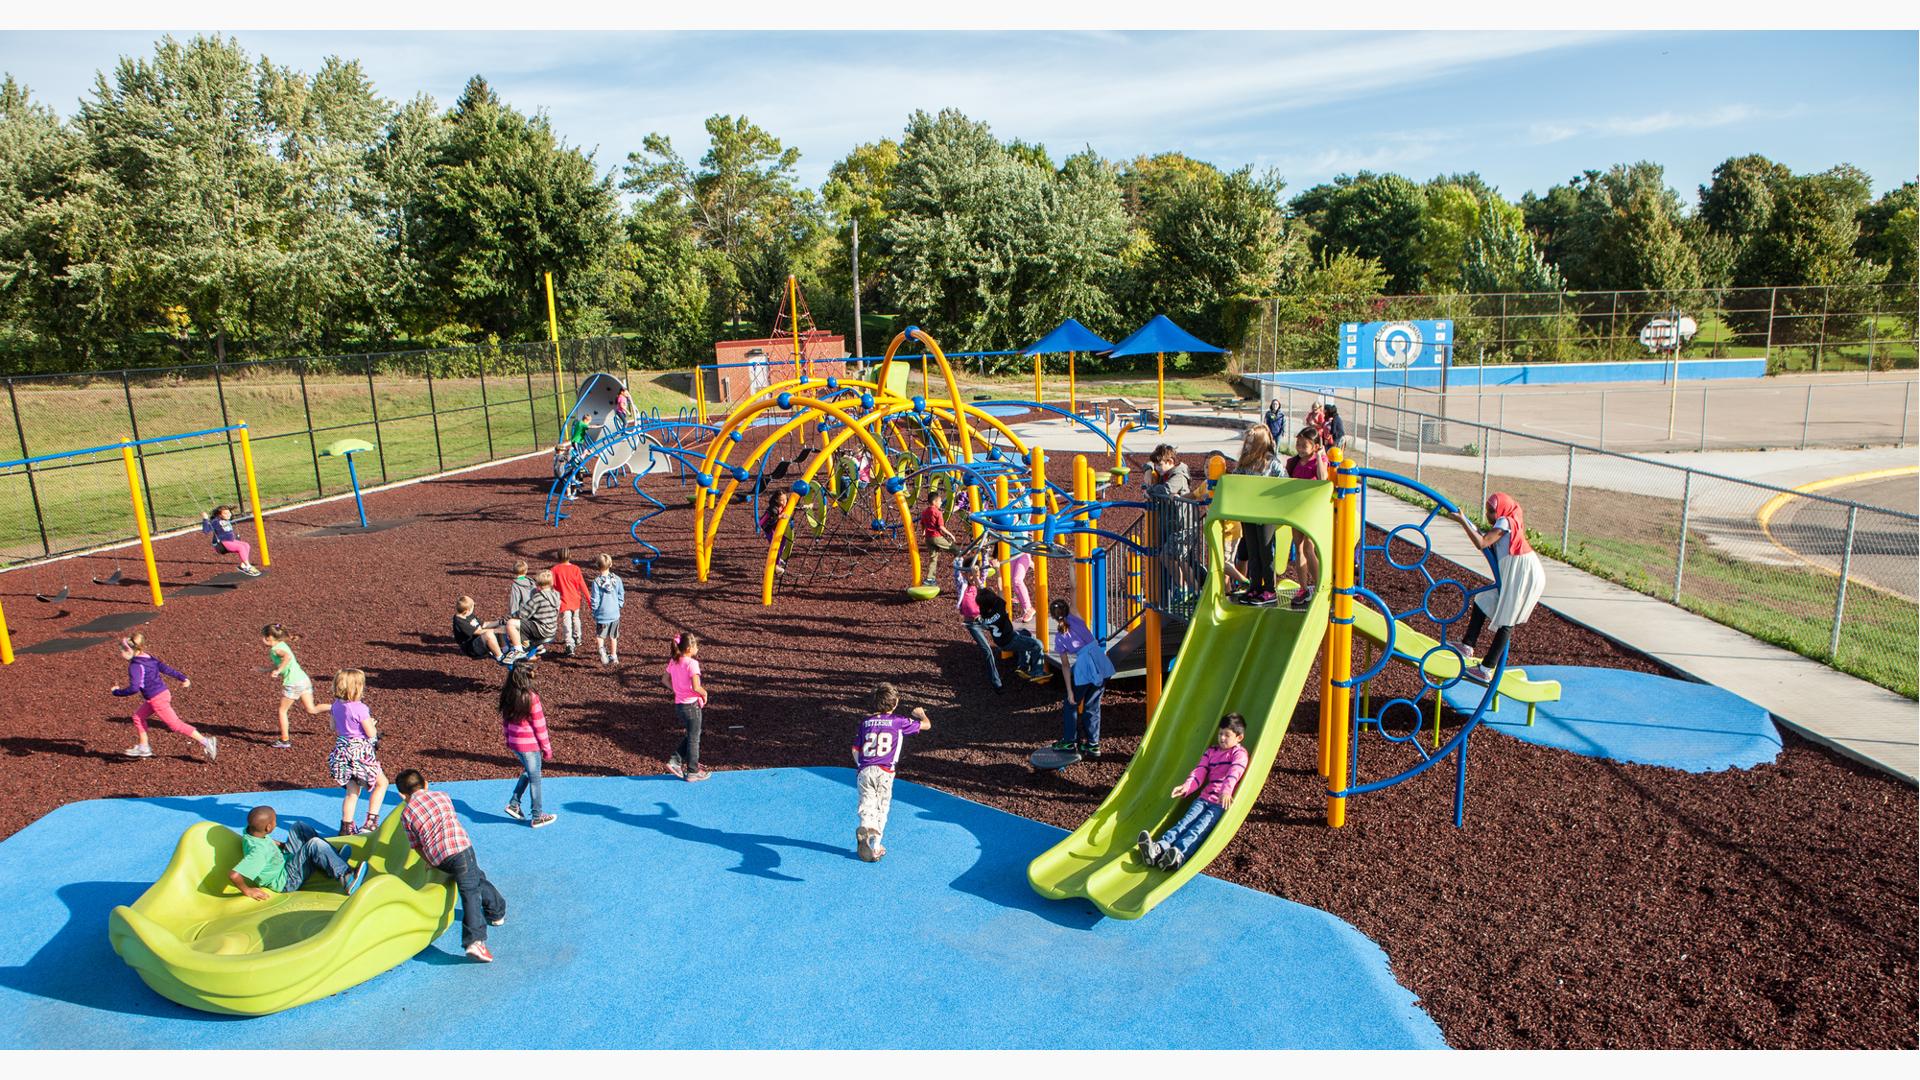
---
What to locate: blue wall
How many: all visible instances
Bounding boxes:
[1252,356,1767,392]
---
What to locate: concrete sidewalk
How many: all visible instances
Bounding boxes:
[1361,491,1918,784]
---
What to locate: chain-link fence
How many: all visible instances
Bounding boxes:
[1241,284,1919,375]
[1279,386,1918,699]
[1,338,630,566]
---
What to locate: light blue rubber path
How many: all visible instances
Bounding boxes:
[1442,666,1781,772]
[0,768,1443,1049]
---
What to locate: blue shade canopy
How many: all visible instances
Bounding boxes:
[1107,315,1223,357]
[1021,318,1114,356]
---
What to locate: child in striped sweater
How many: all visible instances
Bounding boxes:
[499,666,556,828]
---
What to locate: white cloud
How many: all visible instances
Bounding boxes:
[1526,103,1803,144]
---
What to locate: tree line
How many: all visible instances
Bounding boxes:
[0,34,1913,375]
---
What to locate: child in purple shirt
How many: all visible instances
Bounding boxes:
[1138,714,1250,871]
[850,683,931,863]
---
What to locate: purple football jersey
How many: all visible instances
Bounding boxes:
[853,713,923,771]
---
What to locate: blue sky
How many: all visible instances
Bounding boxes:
[2,29,1914,203]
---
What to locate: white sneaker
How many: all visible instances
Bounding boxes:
[123,744,153,758]
[202,736,218,761]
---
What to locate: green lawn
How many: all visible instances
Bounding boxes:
[1,367,695,565]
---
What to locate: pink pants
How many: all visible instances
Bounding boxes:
[132,691,195,737]
[219,539,251,564]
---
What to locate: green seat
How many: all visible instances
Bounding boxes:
[107,811,456,1015]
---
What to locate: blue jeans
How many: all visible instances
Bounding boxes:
[281,820,351,891]
[1010,631,1047,679]
[436,846,505,948]
[510,750,543,817]
[1062,682,1104,745]
[964,620,1002,689]
[1158,798,1224,860]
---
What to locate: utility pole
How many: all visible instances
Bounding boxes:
[851,219,864,359]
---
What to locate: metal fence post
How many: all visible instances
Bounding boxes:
[1828,506,1858,659]
[425,352,446,473]
[1497,395,1505,456]
[1479,424,1490,510]
[478,346,496,460]
[1561,446,1574,551]
[1698,386,1709,451]
[364,357,390,484]
[296,360,324,496]
[1598,390,1607,450]
[1814,285,1830,372]
[1414,415,1423,483]
[1764,286,1777,368]
[524,354,540,450]
[1672,470,1693,602]
[120,371,158,528]
[1901,380,1912,448]
[5,377,53,556]
[211,363,244,503]
[1800,384,1813,449]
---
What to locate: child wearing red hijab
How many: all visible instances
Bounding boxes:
[1452,492,1547,682]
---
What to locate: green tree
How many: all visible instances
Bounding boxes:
[1857,181,1917,289]
[1521,163,1700,294]
[1288,172,1429,292]
[0,76,91,366]
[1123,163,1291,357]
[821,138,900,325]
[1460,211,1565,293]
[404,76,622,340]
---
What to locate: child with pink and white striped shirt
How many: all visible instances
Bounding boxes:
[1137,714,1249,871]
[498,666,555,828]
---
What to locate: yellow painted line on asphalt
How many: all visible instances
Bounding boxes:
[1754,465,1918,590]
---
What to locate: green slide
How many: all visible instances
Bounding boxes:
[1028,474,1333,920]
[108,810,456,1015]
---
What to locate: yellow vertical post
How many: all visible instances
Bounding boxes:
[1144,496,1163,725]
[1157,352,1166,433]
[0,597,14,665]
[238,423,269,568]
[695,365,707,425]
[1031,447,1050,647]
[994,475,1013,603]
[544,271,564,427]
[789,275,805,382]
[122,441,164,608]
[1068,353,1077,416]
[1033,352,1042,405]
[1328,448,1357,828]
[1072,454,1093,625]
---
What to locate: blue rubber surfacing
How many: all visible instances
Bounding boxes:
[1442,666,1781,772]
[0,768,1443,1050]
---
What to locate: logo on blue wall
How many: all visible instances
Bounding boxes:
[1340,320,1452,370]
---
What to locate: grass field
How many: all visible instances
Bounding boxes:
[1,368,697,564]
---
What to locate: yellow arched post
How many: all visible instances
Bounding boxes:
[238,423,268,568]
[1327,448,1357,828]
[0,597,14,664]
[1157,352,1166,433]
[1072,454,1093,625]
[1031,447,1050,646]
[994,475,1013,604]
[122,440,164,608]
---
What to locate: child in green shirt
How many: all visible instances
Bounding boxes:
[228,806,366,900]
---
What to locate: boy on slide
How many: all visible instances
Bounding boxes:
[229,805,367,901]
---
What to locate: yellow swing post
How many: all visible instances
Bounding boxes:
[1031,447,1050,647]
[122,440,164,608]
[0,595,13,664]
[238,423,269,568]
[544,272,564,429]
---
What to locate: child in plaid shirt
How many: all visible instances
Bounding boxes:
[396,768,506,962]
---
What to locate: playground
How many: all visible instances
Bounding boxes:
[0,331,1914,1049]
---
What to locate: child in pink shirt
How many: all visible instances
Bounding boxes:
[499,665,556,828]
[662,632,710,782]
[1138,714,1249,871]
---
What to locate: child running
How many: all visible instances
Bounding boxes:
[396,769,506,963]
[111,632,217,761]
[199,505,261,576]
[662,632,710,782]
[589,553,626,665]
[550,549,590,656]
[327,669,389,837]
[499,666,556,828]
[851,683,931,863]
[1137,714,1249,871]
[229,805,366,900]
[261,624,321,749]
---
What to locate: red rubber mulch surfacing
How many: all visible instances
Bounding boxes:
[0,452,1912,1049]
